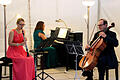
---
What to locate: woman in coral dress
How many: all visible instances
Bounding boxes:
[7,18,35,80]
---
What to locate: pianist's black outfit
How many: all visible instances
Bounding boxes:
[83,30,119,80]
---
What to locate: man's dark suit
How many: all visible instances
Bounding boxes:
[91,29,119,80]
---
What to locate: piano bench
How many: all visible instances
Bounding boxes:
[0,62,13,80]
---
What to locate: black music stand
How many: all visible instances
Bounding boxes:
[65,41,84,80]
[30,38,56,80]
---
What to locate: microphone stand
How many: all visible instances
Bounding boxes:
[89,24,96,42]
[22,30,29,57]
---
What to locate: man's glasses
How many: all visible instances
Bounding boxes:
[19,24,25,26]
[97,24,104,26]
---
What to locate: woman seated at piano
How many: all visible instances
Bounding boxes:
[33,21,57,68]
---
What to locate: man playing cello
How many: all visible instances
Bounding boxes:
[81,19,119,80]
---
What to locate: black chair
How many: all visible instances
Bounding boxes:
[105,66,119,80]
[30,49,55,80]
[0,57,12,80]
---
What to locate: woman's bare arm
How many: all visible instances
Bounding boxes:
[38,32,47,40]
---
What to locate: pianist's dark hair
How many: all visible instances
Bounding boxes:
[35,21,44,31]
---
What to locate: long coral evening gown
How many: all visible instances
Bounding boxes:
[7,29,35,80]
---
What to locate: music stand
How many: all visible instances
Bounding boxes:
[65,41,84,80]
[30,38,56,80]
[36,50,55,80]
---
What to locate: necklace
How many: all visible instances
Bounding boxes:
[16,28,22,34]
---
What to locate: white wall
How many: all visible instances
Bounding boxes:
[0,0,120,61]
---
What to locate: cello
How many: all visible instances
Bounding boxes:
[79,23,115,71]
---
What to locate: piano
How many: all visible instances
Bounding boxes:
[51,30,84,71]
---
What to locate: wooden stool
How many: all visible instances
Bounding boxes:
[105,66,118,80]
